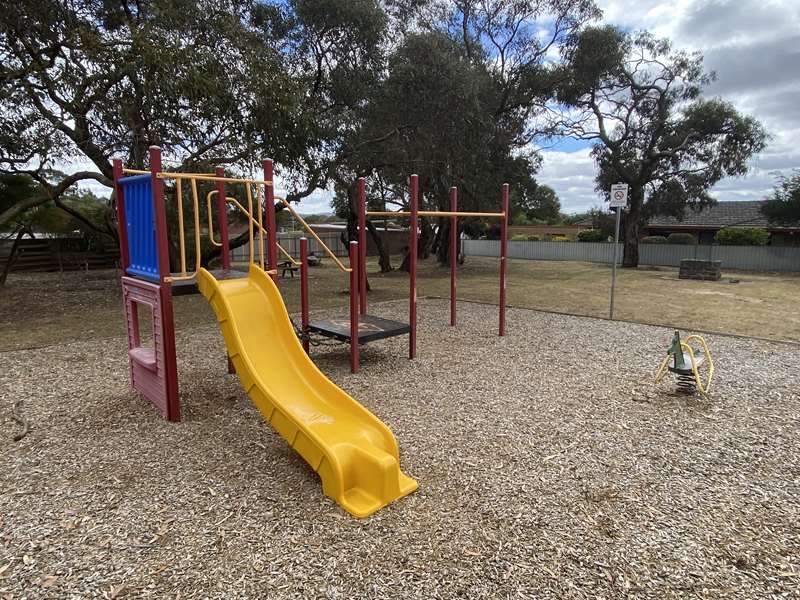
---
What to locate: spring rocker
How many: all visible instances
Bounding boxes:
[654,331,715,395]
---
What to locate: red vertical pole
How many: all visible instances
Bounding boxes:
[409,174,418,359]
[450,186,457,327]
[149,147,170,282]
[349,241,359,373]
[499,183,509,337]
[148,145,180,421]
[300,237,310,355]
[263,159,278,282]
[215,167,231,271]
[112,159,131,272]
[357,177,368,315]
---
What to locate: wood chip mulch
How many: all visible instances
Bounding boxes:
[1,299,798,599]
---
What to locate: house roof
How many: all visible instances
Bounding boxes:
[648,200,799,230]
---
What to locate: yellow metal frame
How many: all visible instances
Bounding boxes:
[122,169,344,282]
[654,334,714,395]
[279,198,352,272]
[366,210,506,219]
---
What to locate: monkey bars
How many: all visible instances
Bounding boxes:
[358,175,510,361]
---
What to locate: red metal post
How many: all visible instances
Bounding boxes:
[349,241,360,373]
[300,237,310,355]
[148,145,180,420]
[149,147,170,282]
[499,183,509,337]
[450,186,457,327]
[409,174,418,359]
[263,159,278,281]
[357,177,367,315]
[215,167,231,271]
[112,159,131,272]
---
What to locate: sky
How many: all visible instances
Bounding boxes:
[538,0,800,213]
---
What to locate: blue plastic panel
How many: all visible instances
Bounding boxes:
[120,175,160,281]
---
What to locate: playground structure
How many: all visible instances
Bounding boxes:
[112,145,508,516]
[655,331,715,395]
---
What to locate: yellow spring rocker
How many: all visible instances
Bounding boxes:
[655,331,714,395]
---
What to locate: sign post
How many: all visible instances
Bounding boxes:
[608,183,628,320]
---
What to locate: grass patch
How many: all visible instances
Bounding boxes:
[1,256,798,352]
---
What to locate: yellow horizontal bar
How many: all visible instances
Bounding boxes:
[156,173,273,186]
[165,268,278,283]
[366,210,506,218]
[122,168,217,176]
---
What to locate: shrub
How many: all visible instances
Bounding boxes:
[550,235,572,242]
[667,232,698,245]
[641,235,668,244]
[715,227,769,246]
[510,234,542,241]
[577,229,607,242]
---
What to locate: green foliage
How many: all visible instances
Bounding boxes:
[510,234,542,241]
[587,208,616,239]
[514,184,561,224]
[667,233,698,245]
[641,235,668,244]
[0,174,40,231]
[762,171,800,225]
[577,229,606,242]
[714,227,769,246]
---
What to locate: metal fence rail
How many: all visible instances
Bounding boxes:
[230,232,349,262]
[463,240,800,272]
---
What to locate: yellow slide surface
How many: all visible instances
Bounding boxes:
[197,265,417,517]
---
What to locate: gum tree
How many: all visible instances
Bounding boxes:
[0,0,300,235]
[557,26,768,267]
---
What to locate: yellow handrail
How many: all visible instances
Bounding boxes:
[165,179,203,283]
[157,172,273,186]
[684,336,714,394]
[176,179,187,275]
[205,190,300,266]
[277,197,352,272]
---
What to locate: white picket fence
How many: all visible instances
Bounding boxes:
[463,240,800,272]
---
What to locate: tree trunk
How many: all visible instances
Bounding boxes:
[0,227,30,286]
[435,220,450,265]
[366,220,392,273]
[622,185,643,268]
[418,218,433,259]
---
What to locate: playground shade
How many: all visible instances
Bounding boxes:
[196,265,417,517]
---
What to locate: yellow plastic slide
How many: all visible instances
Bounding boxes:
[196,265,417,517]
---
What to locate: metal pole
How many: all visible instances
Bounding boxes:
[215,167,230,271]
[349,241,359,373]
[409,174,418,359]
[263,159,278,281]
[300,237,310,355]
[148,145,180,421]
[609,206,622,319]
[357,177,367,315]
[112,159,130,272]
[499,183,509,336]
[450,186,457,327]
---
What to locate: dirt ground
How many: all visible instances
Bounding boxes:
[0,258,798,353]
[1,299,798,598]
